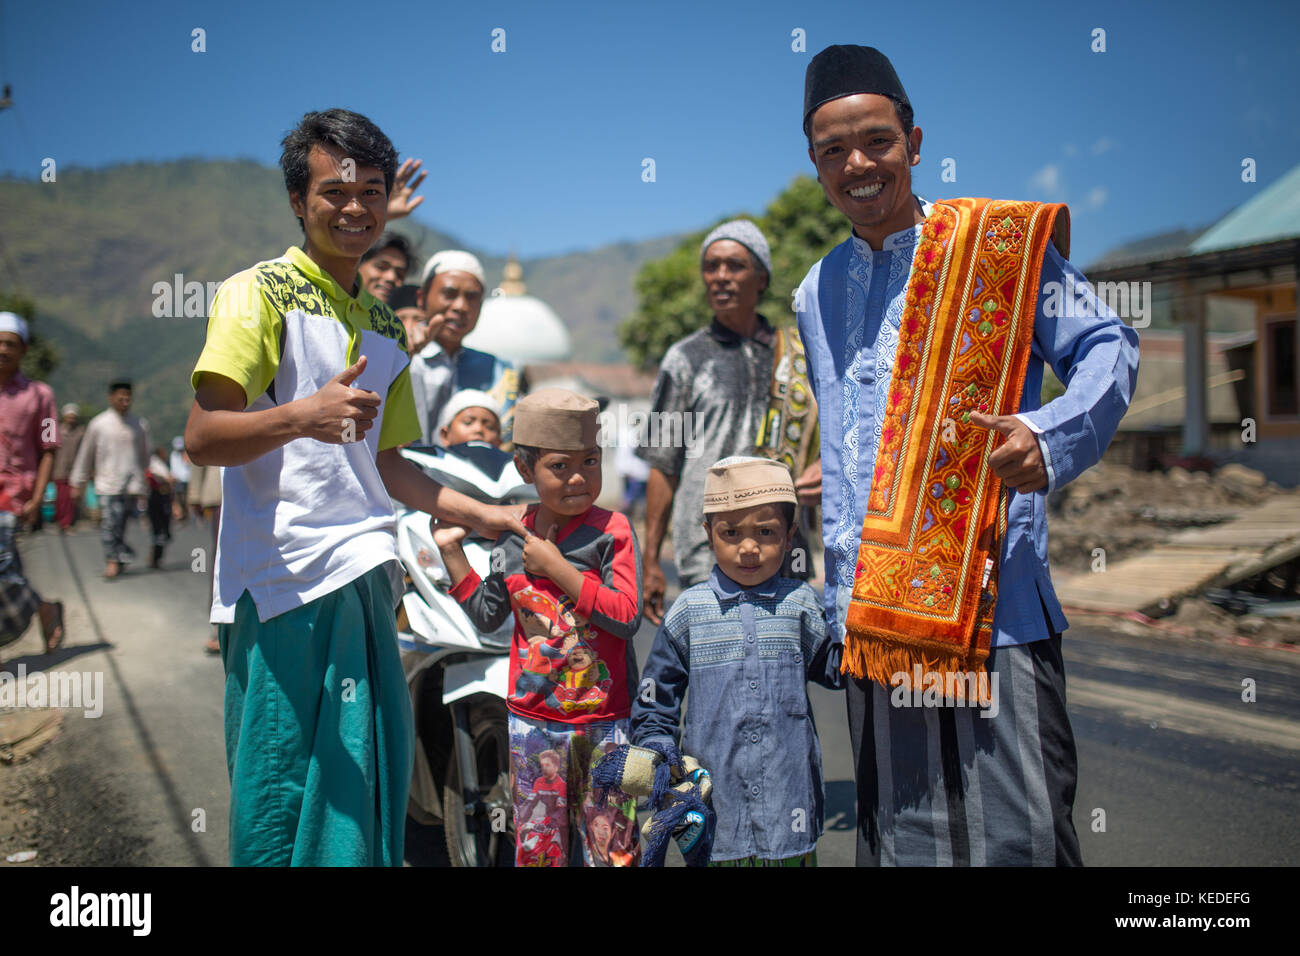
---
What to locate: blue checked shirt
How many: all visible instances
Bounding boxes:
[795,198,1140,648]
[631,567,843,862]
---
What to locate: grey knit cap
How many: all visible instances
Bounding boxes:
[699,219,772,277]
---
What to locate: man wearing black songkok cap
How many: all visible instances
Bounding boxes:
[795,45,1140,867]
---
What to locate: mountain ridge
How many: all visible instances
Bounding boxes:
[0,159,684,440]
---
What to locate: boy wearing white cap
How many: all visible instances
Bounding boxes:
[435,388,643,866]
[631,455,841,865]
[437,388,502,448]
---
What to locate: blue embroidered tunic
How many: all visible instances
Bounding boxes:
[795,198,1140,648]
[631,567,842,861]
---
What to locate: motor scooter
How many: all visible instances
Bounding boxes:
[395,442,535,867]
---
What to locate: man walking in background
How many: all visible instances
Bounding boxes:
[638,220,821,624]
[52,402,84,532]
[0,311,64,653]
[70,380,150,578]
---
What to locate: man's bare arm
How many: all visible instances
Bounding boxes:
[377,448,527,538]
[185,358,379,467]
[641,466,678,625]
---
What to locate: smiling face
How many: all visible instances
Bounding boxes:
[701,239,766,322]
[567,645,593,670]
[808,93,924,249]
[358,245,408,303]
[419,271,484,353]
[705,501,794,588]
[288,144,389,283]
[518,447,603,518]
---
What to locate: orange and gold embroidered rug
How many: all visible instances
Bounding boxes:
[842,198,1069,698]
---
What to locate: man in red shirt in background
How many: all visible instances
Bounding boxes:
[0,312,64,653]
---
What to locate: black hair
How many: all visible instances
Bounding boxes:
[806,96,914,151]
[280,109,399,231]
[108,380,132,392]
[389,285,421,311]
[706,500,797,530]
[513,444,540,472]
[361,232,415,269]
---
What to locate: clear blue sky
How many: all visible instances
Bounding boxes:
[1,0,1297,267]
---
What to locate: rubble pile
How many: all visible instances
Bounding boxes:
[1049,462,1300,644]
[1047,463,1287,573]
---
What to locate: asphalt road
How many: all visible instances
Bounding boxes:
[4,517,1297,866]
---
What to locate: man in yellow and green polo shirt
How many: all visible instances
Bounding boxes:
[185,108,526,867]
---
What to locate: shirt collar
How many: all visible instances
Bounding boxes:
[285,246,375,309]
[850,195,933,257]
[0,372,30,394]
[708,313,775,348]
[708,564,781,602]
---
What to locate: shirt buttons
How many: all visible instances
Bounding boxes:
[746,634,754,643]
[750,733,759,743]
[749,680,757,690]
[751,785,760,796]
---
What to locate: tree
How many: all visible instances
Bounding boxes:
[0,292,60,381]
[618,175,848,369]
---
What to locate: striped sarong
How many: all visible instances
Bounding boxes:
[846,632,1081,866]
[0,511,40,649]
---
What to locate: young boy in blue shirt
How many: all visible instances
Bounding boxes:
[631,456,842,865]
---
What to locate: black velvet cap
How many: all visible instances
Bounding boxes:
[803,45,910,136]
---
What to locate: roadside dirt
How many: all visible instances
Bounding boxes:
[1049,462,1300,644]
[0,706,151,867]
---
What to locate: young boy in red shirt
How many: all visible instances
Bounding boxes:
[435,388,643,866]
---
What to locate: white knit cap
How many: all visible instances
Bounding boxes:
[0,311,29,343]
[438,389,502,432]
[421,250,486,289]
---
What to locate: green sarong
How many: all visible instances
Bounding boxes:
[220,564,413,866]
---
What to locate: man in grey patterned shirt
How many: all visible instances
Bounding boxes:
[637,220,821,623]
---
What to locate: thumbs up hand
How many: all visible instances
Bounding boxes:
[300,355,381,444]
[968,412,1048,493]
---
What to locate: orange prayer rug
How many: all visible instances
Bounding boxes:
[842,198,1070,699]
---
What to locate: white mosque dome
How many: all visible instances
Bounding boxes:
[462,256,572,365]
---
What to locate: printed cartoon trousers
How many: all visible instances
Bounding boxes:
[220,564,414,866]
[508,714,641,867]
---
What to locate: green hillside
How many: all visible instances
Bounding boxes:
[0,160,678,442]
